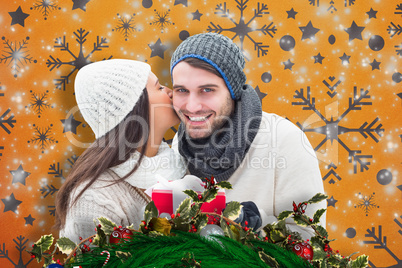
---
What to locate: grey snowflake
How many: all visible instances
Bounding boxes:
[27,90,50,117]
[292,86,384,174]
[31,0,61,20]
[150,9,174,33]
[48,205,56,216]
[0,108,16,134]
[46,28,112,91]
[355,192,379,216]
[0,235,34,267]
[28,124,58,153]
[395,43,402,56]
[113,13,137,41]
[0,36,37,78]
[207,0,277,58]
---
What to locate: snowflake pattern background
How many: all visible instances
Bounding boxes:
[0,1,401,267]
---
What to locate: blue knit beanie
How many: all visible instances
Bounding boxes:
[170,33,246,100]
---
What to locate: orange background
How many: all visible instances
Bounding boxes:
[0,0,401,267]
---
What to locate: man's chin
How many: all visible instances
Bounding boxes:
[186,128,212,140]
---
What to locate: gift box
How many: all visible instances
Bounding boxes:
[146,175,226,216]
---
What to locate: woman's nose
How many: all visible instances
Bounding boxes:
[164,87,173,98]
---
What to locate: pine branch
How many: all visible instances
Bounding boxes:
[48,163,65,179]
[67,154,78,168]
[292,87,316,111]
[14,236,28,253]
[92,36,109,53]
[0,242,15,265]
[254,2,269,17]
[48,206,56,216]
[214,2,237,24]
[207,22,224,34]
[0,109,16,134]
[387,22,402,38]
[364,226,401,263]
[74,28,89,46]
[339,87,371,120]
[348,150,372,173]
[356,117,384,142]
[258,22,277,38]
[249,37,269,57]
[235,0,248,12]
[308,0,318,6]
[46,55,65,71]
[40,184,59,198]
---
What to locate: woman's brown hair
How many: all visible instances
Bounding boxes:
[54,89,150,230]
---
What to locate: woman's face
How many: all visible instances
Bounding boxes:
[146,72,180,131]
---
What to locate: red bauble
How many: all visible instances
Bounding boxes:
[109,227,133,244]
[292,242,314,261]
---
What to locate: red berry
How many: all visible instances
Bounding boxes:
[98,224,101,228]
[177,213,180,217]
[302,210,305,213]
[264,237,268,241]
[171,214,175,219]
[89,239,93,243]
[79,237,82,240]
[31,254,35,259]
[118,225,122,228]
[113,227,117,231]
[336,250,339,253]
[244,227,249,231]
[244,221,248,226]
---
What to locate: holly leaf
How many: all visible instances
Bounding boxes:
[43,255,54,267]
[56,237,76,255]
[184,189,201,203]
[259,251,279,268]
[278,210,293,221]
[35,234,54,252]
[216,181,232,189]
[304,193,328,204]
[98,217,117,235]
[314,225,328,238]
[116,251,132,264]
[92,226,107,247]
[269,229,287,243]
[293,215,309,227]
[350,255,369,268]
[222,201,241,220]
[150,217,172,235]
[196,214,208,233]
[176,197,192,216]
[189,203,201,219]
[313,209,326,224]
[220,219,237,241]
[144,201,159,224]
[203,188,218,203]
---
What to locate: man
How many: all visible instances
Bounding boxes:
[170,33,325,238]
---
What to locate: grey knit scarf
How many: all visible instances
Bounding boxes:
[177,85,262,182]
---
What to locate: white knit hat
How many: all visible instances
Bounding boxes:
[74,59,151,139]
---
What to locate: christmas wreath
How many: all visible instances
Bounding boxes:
[28,178,368,267]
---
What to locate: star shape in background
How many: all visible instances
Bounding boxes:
[24,214,35,226]
[10,164,31,185]
[327,196,338,207]
[60,114,82,134]
[369,59,381,70]
[366,8,378,19]
[191,10,203,21]
[1,193,22,213]
[72,0,91,11]
[286,8,297,19]
[174,0,188,7]
[254,86,267,102]
[299,21,320,40]
[148,38,168,59]
[283,59,294,70]
[8,6,30,27]
[344,21,365,42]
[313,53,325,64]
[339,53,351,64]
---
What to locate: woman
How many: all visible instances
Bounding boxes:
[54,59,186,243]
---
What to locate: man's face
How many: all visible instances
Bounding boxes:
[172,61,235,139]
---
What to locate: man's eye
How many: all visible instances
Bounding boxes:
[203,88,213,92]
[176,88,187,93]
